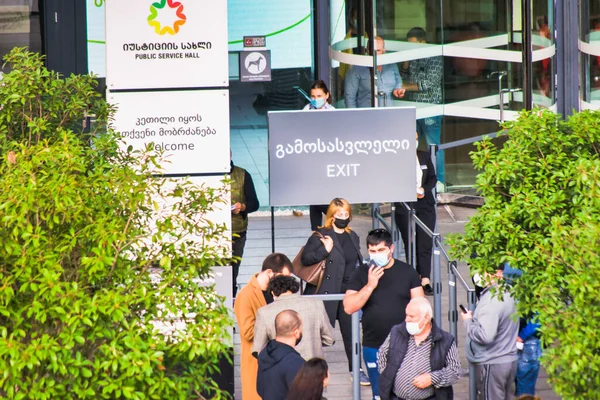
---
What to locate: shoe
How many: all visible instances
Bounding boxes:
[349,370,371,386]
[423,283,434,296]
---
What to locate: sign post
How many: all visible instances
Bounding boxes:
[105,0,233,394]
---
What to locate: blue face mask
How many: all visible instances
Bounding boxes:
[312,98,326,109]
[370,251,389,267]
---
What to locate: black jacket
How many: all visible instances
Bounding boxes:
[379,320,455,400]
[257,340,305,400]
[395,150,437,210]
[300,227,362,325]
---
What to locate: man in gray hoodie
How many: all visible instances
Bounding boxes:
[461,264,519,400]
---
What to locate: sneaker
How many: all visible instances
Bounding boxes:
[350,370,371,386]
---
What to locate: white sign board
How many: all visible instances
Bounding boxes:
[105,0,228,89]
[109,90,230,175]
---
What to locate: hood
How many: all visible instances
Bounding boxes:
[258,340,297,371]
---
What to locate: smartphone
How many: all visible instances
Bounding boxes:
[459,304,468,314]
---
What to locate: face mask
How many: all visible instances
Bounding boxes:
[295,332,303,346]
[334,217,350,229]
[406,316,425,336]
[312,98,325,109]
[370,251,389,267]
[473,273,483,287]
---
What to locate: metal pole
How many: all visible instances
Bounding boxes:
[372,203,380,229]
[410,208,417,269]
[351,311,361,400]
[467,289,478,400]
[390,203,400,259]
[366,0,376,108]
[405,203,412,263]
[270,206,275,253]
[432,234,442,327]
[522,0,533,110]
[448,260,458,342]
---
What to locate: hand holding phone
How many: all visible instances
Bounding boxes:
[459,304,468,314]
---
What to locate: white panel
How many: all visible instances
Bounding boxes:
[109,90,230,175]
[105,0,228,89]
[579,39,600,57]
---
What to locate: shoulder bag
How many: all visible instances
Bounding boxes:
[292,232,327,292]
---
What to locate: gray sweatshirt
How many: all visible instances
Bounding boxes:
[464,285,519,364]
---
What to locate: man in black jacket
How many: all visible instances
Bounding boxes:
[230,156,259,298]
[256,309,305,400]
[378,297,460,400]
[394,132,438,295]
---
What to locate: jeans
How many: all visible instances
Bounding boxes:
[516,337,542,396]
[417,116,444,183]
[363,346,380,399]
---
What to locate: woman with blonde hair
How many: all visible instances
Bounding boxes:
[301,198,369,385]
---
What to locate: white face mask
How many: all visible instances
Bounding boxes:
[473,273,484,287]
[406,315,426,335]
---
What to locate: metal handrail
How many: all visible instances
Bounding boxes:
[300,293,361,399]
[372,192,479,399]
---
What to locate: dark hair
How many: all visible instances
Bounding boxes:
[286,358,328,400]
[407,27,427,41]
[262,253,292,273]
[366,228,393,248]
[268,275,300,297]
[309,80,333,104]
[275,309,302,337]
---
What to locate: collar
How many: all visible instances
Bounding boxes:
[480,283,499,297]
[274,292,301,301]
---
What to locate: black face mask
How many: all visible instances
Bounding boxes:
[334,217,350,229]
[295,333,303,346]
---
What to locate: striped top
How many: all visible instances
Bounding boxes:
[377,333,461,400]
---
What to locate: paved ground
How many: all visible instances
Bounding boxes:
[233,205,560,399]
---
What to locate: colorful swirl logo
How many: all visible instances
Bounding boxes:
[148,0,187,35]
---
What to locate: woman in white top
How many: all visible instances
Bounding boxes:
[303,80,335,112]
[303,80,335,230]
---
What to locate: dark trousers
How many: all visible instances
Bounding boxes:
[231,231,247,298]
[394,204,436,279]
[309,204,329,231]
[336,300,354,371]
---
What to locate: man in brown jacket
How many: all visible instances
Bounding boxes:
[233,253,292,400]
[252,275,335,360]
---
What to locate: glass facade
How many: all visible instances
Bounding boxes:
[0,1,43,74]
[0,1,587,204]
[329,0,556,192]
[228,1,315,208]
[581,0,600,109]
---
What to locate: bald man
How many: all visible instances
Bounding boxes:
[344,36,405,108]
[257,310,305,400]
[377,297,460,400]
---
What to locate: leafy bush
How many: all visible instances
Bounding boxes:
[450,109,600,399]
[0,48,232,399]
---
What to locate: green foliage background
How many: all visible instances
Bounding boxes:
[450,110,600,399]
[0,49,232,399]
